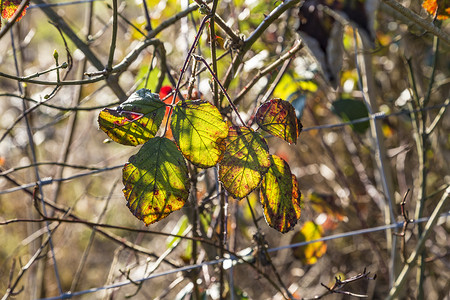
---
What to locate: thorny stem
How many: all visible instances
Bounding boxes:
[393,189,413,262]
[209,0,220,108]
[161,15,211,136]
[173,15,211,104]
[192,54,247,127]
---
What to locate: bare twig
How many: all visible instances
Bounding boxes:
[388,186,450,299]
[305,268,376,299]
[192,54,247,127]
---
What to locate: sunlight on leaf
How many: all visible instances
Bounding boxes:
[260,155,302,233]
[219,126,271,199]
[98,89,166,146]
[256,98,302,144]
[171,100,228,168]
[291,221,327,265]
[123,137,189,225]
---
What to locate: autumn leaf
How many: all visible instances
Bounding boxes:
[219,126,271,199]
[123,137,189,225]
[256,98,302,144]
[98,89,166,146]
[171,100,228,168]
[422,0,450,20]
[291,221,327,264]
[260,155,302,233]
[1,0,28,27]
[309,192,347,230]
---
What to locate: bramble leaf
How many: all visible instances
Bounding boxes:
[1,0,28,26]
[123,137,189,225]
[260,155,302,233]
[291,221,327,264]
[98,89,166,146]
[219,126,271,199]
[256,98,302,144]
[171,100,228,168]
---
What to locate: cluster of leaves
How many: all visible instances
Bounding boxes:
[98,89,303,233]
[0,0,28,29]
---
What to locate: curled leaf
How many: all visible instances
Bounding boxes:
[123,137,189,225]
[171,100,228,168]
[98,89,166,146]
[219,126,271,199]
[260,155,302,233]
[256,98,302,144]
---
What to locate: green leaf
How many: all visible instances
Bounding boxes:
[331,98,369,134]
[122,137,189,225]
[291,221,327,265]
[98,89,166,146]
[171,100,228,168]
[219,126,271,199]
[260,155,302,233]
[256,98,302,144]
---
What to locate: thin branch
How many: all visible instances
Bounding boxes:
[192,54,247,127]
[393,189,414,262]
[234,40,303,105]
[106,0,119,71]
[305,268,376,299]
[388,186,450,299]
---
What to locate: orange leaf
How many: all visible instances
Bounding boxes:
[422,0,450,20]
